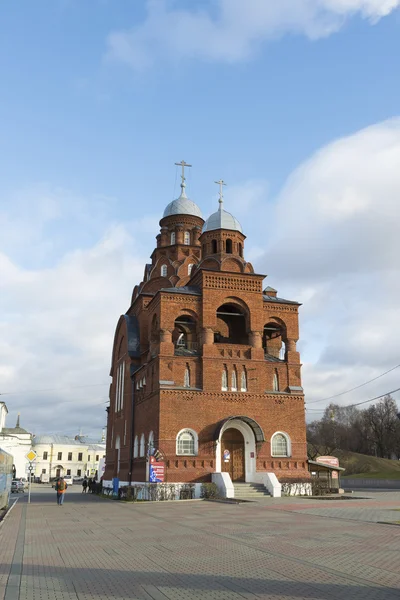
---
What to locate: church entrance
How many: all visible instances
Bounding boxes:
[221,428,245,481]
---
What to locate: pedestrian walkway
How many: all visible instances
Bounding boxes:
[1,487,400,599]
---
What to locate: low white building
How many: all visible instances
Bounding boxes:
[32,434,106,481]
[0,404,32,479]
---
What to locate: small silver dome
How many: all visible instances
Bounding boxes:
[203,202,242,233]
[163,189,202,219]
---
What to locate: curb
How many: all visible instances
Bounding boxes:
[0,499,18,530]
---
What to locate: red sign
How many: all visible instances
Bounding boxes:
[316,456,339,467]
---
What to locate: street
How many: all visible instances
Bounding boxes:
[1,486,400,599]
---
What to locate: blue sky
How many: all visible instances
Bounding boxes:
[1,0,400,435]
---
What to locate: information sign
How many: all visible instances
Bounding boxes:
[149,456,164,482]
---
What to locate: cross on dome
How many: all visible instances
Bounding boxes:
[214,179,226,208]
[175,160,192,198]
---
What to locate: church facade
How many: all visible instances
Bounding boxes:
[104,166,309,494]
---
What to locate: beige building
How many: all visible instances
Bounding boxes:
[32,434,106,481]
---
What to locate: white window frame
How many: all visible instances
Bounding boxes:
[184,231,190,245]
[241,370,247,392]
[221,368,228,391]
[139,434,145,457]
[161,264,168,277]
[271,432,291,457]
[273,372,279,391]
[231,368,237,392]
[188,263,194,276]
[115,361,125,412]
[133,436,138,458]
[170,231,176,245]
[176,428,198,456]
[184,366,190,388]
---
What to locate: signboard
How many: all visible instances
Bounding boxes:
[149,456,164,482]
[25,450,37,462]
[223,449,230,463]
[316,456,339,468]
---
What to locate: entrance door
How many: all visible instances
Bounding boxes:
[221,428,245,481]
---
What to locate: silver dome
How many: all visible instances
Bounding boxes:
[163,189,202,219]
[203,204,242,233]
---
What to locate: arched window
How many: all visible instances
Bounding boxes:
[215,303,248,345]
[226,239,232,254]
[170,231,176,245]
[148,431,154,455]
[139,434,145,457]
[238,242,243,258]
[221,366,228,391]
[273,371,279,391]
[184,365,190,388]
[184,231,190,245]
[271,433,290,457]
[263,322,286,359]
[231,367,238,391]
[173,315,197,355]
[212,239,217,254]
[133,436,138,458]
[241,369,247,392]
[161,264,168,277]
[176,429,197,455]
[188,263,193,276]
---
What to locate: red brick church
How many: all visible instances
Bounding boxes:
[104,163,309,496]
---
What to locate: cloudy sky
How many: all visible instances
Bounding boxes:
[1,0,400,436]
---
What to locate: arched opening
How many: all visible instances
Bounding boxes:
[170,231,176,245]
[173,315,198,355]
[263,322,286,360]
[211,239,217,254]
[272,370,279,391]
[184,364,190,388]
[148,431,154,455]
[188,263,194,276]
[133,436,138,458]
[226,239,232,254]
[221,365,228,391]
[176,429,197,455]
[271,432,291,457]
[161,264,168,277]
[231,367,238,391]
[215,416,265,481]
[241,368,247,392]
[221,428,245,481]
[139,434,145,457]
[215,304,248,345]
[184,231,190,245]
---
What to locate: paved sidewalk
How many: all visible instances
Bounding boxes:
[1,488,400,599]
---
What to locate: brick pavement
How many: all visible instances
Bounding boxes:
[1,487,400,599]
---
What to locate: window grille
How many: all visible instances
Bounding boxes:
[271,433,288,457]
[177,430,195,455]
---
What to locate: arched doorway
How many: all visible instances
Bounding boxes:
[221,428,245,481]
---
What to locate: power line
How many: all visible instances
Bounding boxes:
[306,386,400,412]
[306,363,400,404]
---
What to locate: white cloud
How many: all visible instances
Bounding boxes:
[105,0,400,70]
[0,189,147,437]
[257,118,400,415]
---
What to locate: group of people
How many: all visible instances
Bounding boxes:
[54,476,98,504]
[81,477,96,494]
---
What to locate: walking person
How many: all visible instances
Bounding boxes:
[55,477,68,505]
[82,478,88,494]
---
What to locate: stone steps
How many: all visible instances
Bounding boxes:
[233,483,270,500]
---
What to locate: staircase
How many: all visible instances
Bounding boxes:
[233,482,271,501]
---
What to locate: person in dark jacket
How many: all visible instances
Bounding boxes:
[55,478,68,505]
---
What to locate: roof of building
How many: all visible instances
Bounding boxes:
[163,187,202,219]
[1,426,30,436]
[203,199,242,233]
[263,294,300,306]
[160,286,201,296]
[32,434,105,446]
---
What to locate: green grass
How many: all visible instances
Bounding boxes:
[329,450,400,479]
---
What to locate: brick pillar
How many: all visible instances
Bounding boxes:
[160,227,168,247]
[160,329,174,355]
[286,339,300,364]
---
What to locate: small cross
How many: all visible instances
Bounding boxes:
[175,160,192,186]
[215,179,226,206]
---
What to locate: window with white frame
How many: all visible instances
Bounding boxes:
[170,231,176,245]
[148,431,154,455]
[133,436,138,458]
[139,434,145,457]
[271,433,290,457]
[231,368,238,391]
[221,367,228,391]
[176,429,197,455]
[241,369,247,392]
[273,371,279,391]
[188,263,194,276]
[115,361,125,412]
[184,365,190,388]
[184,231,190,245]
[161,264,168,277]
